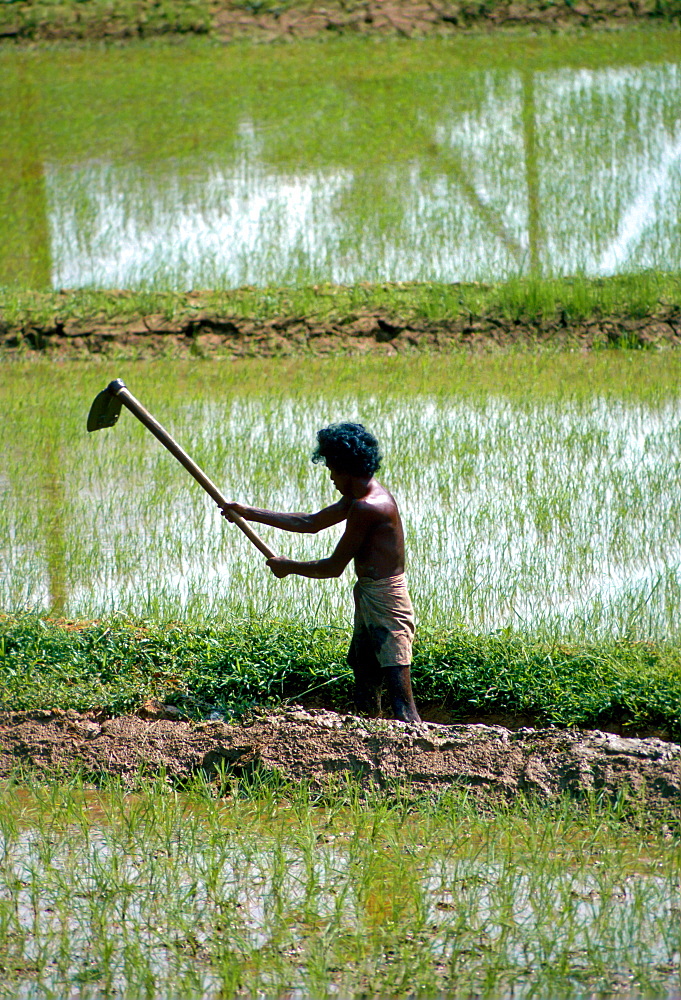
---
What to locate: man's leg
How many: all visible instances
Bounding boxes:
[352,664,383,717]
[348,629,383,717]
[385,665,421,723]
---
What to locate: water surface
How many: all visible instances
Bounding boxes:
[1,33,680,289]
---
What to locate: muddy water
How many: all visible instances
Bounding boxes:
[1,34,680,289]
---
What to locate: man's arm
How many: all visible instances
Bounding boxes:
[222,497,350,534]
[267,502,375,579]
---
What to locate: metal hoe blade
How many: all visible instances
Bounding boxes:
[87,386,123,432]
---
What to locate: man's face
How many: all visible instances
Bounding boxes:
[328,465,351,495]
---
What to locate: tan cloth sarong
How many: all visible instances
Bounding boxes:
[348,574,415,668]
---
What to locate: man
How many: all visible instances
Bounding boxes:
[221,423,420,723]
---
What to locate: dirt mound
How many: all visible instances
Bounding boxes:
[4,306,681,359]
[2,706,679,812]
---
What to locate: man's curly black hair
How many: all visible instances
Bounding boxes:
[312,423,382,478]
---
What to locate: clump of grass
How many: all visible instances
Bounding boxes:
[2,613,680,738]
[0,772,678,999]
[0,0,212,42]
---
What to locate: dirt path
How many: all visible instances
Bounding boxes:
[2,706,679,812]
[4,306,681,359]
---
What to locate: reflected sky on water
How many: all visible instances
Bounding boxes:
[44,62,681,288]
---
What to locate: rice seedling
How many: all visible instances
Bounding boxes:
[0,774,678,999]
[2,355,681,640]
[1,29,680,291]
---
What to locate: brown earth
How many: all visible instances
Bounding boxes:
[4,306,681,358]
[2,704,680,814]
[211,0,680,44]
[1,0,677,44]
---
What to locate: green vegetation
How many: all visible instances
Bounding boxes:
[0,774,678,998]
[3,355,681,636]
[2,30,680,289]
[2,271,681,332]
[1,17,679,999]
[2,613,680,736]
[0,0,211,43]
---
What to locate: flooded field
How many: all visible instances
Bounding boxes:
[0,777,678,1000]
[1,30,680,290]
[2,356,681,640]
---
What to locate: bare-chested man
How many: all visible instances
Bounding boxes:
[221,423,420,724]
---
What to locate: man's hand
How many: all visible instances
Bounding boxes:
[221,502,247,523]
[266,557,294,578]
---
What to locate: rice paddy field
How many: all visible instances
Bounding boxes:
[2,19,681,1000]
[0,775,679,1000]
[1,28,681,290]
[2,354,681,637]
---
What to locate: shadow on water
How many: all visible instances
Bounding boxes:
[40,429,67,616]
[522,68,541,276]
[0,63,51,290]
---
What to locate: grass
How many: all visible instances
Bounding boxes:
[0,772,678,998]
[0,0,211,42]
[2,613,681,737]
[2,271,681,333]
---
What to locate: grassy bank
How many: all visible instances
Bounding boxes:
[0,772,678,998]
[2,614,680,738]
[1,0,679,44]
[2,273,680,335]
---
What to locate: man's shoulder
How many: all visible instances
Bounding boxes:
[349,488,396,518]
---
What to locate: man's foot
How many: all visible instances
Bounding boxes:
[385,665,421,723]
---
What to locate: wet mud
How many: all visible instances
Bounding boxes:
[4,306,681,358]
[2,705,680,813]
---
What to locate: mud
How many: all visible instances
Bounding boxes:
[2,705,680,812]
[4,306,681,359]
[1,0,677,44]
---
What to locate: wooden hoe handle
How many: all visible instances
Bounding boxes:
[106,379,277,561]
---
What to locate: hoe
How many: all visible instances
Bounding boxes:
[87,379,277,560]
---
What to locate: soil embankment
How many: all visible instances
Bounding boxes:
[2,706,680,812]
[212,0,680,43]
[4,306,681,358]
[0,0,678,44]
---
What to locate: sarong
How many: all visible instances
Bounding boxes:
[347,574,415,670]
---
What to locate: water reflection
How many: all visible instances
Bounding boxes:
[43,62,681,288]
